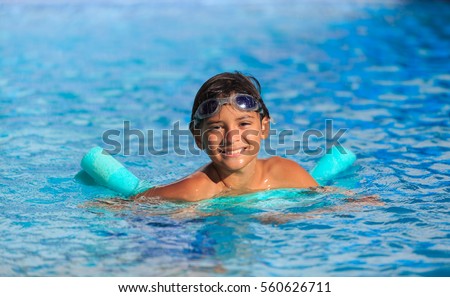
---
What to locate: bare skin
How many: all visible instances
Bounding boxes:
[257,194,384,225]
[83,95,381,215]
[134,104,318,202]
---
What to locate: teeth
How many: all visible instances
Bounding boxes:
[220,148,245,155]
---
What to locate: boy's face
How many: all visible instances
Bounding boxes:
[196,104,269,172]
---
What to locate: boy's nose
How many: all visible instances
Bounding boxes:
[225,128,241,145]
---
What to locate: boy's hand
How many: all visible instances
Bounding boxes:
[345,194,384,206]
[309,186,356,196]
[257,212,316,225]
[256,194,384,225]
[81,197,132,211]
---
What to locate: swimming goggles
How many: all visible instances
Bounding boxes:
[193,93,263,124]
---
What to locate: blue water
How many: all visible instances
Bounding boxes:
[1,0,449,276]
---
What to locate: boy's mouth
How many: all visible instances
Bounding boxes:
[218,147,248,157]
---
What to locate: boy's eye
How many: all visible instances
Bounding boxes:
[208,125,222,130]
[240,122,252,127]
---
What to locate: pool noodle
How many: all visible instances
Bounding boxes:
[80,145,356,196]
[80,147,150,196]
[310,146,357,185]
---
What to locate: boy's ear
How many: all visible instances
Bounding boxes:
[194,134,203,150]
[191,124,204,150]
[261,116,270,139]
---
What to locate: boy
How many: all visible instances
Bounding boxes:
[135,72,318,202]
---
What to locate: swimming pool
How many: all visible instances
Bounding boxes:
[0,0,449,276]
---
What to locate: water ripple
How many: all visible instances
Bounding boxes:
[0,0,449,276]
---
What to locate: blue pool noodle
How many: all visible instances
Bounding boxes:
[80,145,356,196]
[80,147,148,196]
[310,146,357,185]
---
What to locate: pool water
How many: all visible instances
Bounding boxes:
[1,0,449,276]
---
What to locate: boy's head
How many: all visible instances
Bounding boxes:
[189,72,270,134]
[190,72,271,171]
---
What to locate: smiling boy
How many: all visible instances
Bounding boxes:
[136,72,318,202]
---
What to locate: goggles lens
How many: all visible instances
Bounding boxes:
[236,94,258,110]
[194,94,261,122]
[198,100,219,117]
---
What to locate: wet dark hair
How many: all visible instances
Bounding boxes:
[189,71,270,133]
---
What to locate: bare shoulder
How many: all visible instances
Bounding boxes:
[136,170,217,202]
[263,156,307,178]
[263,156,318,188]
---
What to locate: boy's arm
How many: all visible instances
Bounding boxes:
[257,194,383,225]
[132,172,213,202]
